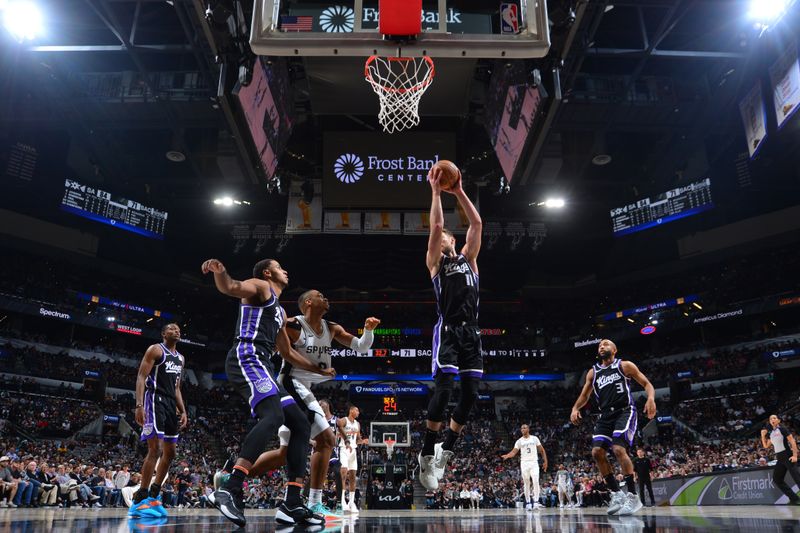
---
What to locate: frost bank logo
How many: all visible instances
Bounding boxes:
[320,5,354,32]
[334,153,364,183]
[718,479,733,500]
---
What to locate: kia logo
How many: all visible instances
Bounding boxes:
[334,153,364,183]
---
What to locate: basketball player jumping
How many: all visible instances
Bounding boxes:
[570,339,656,516]
[130,323,187,518]
[418,165,483,490]
[243,290,379,519]
[201,258,335,527]
[501,423,548,510]
[338,405,369,513]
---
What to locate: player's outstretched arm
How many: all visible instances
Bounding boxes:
[201,258,263,300]
[426,170,445,274]
[135,345,162,426]
[450,180,482,264]
[500,448,519,460]
[331,318,381,354]
[570,368,594,425]
[621,361,656,419]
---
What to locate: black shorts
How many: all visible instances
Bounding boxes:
[592,407,637,448]
[141,394,179,443]
[226,348,296,417]
[431,321,483,379]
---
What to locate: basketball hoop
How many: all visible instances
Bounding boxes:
[384,438,396,460]
[365,55,435,134]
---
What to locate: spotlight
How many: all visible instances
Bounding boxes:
[2,1,43,42]
[692,302,703,310]
[530,198,566,208]
[748,0,793,26]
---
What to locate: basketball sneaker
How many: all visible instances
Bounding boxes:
[127,498,161,519]
[617,493,643,516]
[433,443,454,480]
[607,490,627,515]
[348,501,359,514]
[309,502,342,521]
[525,502,533,511]
[417,453,438,490]
[147,497,168,517]
[275,502,325,526]
[209,488,246,527]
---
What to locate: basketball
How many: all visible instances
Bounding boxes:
[432,160,461,191]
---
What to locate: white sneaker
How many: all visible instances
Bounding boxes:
[525,502,532,511]
[417,453,438,490]
[433,443,454,480]
[607,491,627,515]
[617,493,643,516]
[533,502,542,509]
[348,502,359,514]
[559,504,564,509]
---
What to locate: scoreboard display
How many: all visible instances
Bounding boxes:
[61,178,168,239]
[610,178,713,236]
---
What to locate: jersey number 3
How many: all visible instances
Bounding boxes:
[615,382,624,394]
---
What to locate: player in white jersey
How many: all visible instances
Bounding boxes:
[337,405,368,513]
[246,290,379,519]
[501,424,548,510]
[555,465,572,508]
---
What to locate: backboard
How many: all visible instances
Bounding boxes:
[369,421,410,448]
[250,0,550,58]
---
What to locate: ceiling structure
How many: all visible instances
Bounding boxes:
[0,0,798,296]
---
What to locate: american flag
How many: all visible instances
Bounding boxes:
[280,15,313,31]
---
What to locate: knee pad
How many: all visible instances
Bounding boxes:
[452,376,479,426]
[427,373,455,422]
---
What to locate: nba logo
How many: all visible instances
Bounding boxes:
[500,3,519,34]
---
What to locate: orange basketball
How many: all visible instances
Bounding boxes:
[432,160,461,191]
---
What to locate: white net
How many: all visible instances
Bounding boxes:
[365,56,435,134]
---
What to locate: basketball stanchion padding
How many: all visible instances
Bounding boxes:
[379,0,422,37]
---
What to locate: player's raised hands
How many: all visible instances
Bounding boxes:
[428,168,443,193]
[201,258,226,274]
[364,317,381,331]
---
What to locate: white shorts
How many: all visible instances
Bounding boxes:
[339,446,358,471]
[521,462,539,481]
[558,483,568,493]
[277,375,330,446]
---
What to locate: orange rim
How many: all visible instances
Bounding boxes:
[365,55,435,94]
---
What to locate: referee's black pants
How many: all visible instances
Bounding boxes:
[774,451,800,502]
[638,475,654,505]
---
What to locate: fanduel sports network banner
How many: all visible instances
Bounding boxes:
[349,384,428,396]
[323,132,456,209]
[653,467,799,505]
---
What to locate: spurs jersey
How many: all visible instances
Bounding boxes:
[556,469,570,487]
[432,253,479,324]
[339,417,360,449]
[591,358,633,412]
[233,289,284,357]
[514,435,541,464]
[281,316,334,386]
[145,343,184,400]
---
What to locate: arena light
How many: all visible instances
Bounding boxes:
[530,198,566,208]
[748,0,793,26]
[2,1,43,42]
[640,325,657,335]
[213,196,250,207]
[692,302,703,310]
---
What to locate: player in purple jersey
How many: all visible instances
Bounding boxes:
[202,258,335,527]
[418,165,483,492]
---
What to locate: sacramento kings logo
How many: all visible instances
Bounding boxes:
[142,422,153,435]
[254,377,274,394]
[320,5,355,33]
[334,153,364,183]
